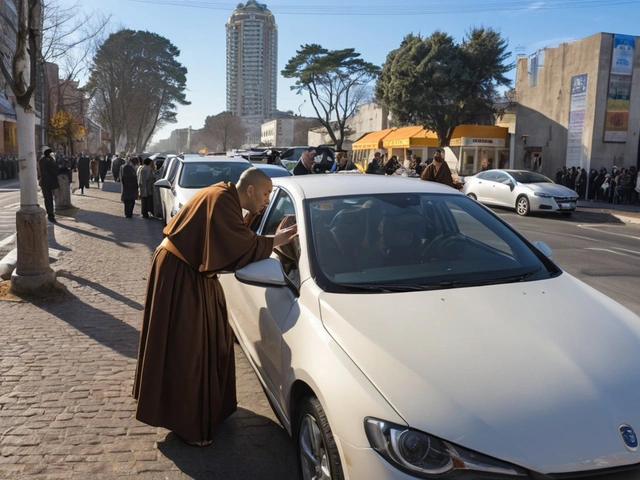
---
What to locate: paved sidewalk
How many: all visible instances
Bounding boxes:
[0,183,297,479]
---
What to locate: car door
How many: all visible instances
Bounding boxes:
[225,188,299,403]
[492,171,516,207]
[474,171,498,204]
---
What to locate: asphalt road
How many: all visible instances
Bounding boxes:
[491,207,640,315]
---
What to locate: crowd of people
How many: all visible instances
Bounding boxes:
[556,165,639,204]
[0,155,19,180]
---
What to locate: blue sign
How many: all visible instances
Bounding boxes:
[619,425,638,451]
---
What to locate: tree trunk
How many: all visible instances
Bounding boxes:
[11,105,57,294]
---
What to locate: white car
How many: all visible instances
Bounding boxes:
[155,154,252,225]
[221,175,640,480]
[462,169,579,216]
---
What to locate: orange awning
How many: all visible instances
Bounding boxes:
[352,128,395,150]
[382,126,438,148]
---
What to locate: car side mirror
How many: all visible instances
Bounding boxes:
[534,241,553,259]
[507,180,515,191]
[155,178,171,189]
[235,258,289,287]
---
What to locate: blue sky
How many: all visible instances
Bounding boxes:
[57,0,640,144]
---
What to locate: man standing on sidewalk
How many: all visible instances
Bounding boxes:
[133,167,297,446]
[38,147,60,222]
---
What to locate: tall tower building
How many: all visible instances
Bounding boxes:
[226,1,278,145]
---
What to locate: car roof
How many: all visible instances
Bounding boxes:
[181,154,249,164]
[272,174,461,200]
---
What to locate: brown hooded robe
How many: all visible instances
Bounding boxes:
[133,182,274,443]
[420,160,455,188]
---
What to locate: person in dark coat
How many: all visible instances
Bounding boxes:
[38,147,60,222]
[120,156,139,218]
[77,154,91,194]
[133,168,298,446]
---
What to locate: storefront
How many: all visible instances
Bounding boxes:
[381,126,438,166]
[351,128,395,167]
[447,125,509,175]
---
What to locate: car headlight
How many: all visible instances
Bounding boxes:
[533,192,552,198]
[365,418,527,478]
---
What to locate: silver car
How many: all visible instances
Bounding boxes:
[462,169,579,216]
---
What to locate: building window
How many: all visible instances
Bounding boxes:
[528,50,544,87]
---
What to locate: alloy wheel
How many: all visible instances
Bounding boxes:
[299,413,332,480]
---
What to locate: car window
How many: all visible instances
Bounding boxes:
[307,193,557,293]
[480,171,498,182]
[510,171,553,184]
[494,172,512,185]
[165,158,181,183]
[263,190,296,235]
[178,162,251,188]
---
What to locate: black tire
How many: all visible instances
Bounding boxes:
[516,196,530,216]
[467,192,477,201]
[296,397,344,480]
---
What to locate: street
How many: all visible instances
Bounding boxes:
[493,208,640,315]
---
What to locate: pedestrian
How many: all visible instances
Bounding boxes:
[120,156,139,218]
[133,167,298,446]
[111,153,125,182]
[77,153,90,194]
[293,146,319,175]
[414,156,425,176]
[420,149,456,188]
[99,154,108,182]
[366,150,383,174]
[38,147,60,222]
[90,156,100,186]
[138,158,155,218]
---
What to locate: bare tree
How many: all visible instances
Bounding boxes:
[195,112,246,152]
[0,0,58,294]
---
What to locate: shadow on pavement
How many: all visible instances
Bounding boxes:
[36,290,140,359]
[57,270,143,311]
[157,408,297,480]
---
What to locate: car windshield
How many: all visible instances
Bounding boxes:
[179,161,251,188]
[510,171,553,184]
[307,193,559,293]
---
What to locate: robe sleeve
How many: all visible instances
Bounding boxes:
[202,188,274,273]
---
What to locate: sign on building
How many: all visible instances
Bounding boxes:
[566,73,588,169]
[604,34,635,142]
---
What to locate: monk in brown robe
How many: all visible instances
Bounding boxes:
[133,167,297,446]
[421,149,456,188]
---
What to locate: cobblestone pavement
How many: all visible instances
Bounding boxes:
[0,182,297,479]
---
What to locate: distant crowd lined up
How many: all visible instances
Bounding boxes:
[556,165,639,204]
[0,155,19,180]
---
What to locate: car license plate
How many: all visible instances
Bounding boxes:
[560,202,575,209]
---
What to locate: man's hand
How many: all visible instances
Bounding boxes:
[273,224,298,247]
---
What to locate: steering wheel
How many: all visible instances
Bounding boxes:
[421,232,467,262]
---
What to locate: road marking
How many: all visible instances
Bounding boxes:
[584,247,640,258]
[577,224,640,241]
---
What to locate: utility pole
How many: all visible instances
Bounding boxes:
[0,0,57,294]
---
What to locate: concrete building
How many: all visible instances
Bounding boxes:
[226,1,278,145]
[515,32,640,180]
[261,116,322,146]
[153,127,192,154]
[308,102,390,151]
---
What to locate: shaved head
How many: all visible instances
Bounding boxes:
[236,167,273,214]
[237,167,271,191]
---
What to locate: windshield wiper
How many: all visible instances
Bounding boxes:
[419,271,538,289]
[338,283,427,293]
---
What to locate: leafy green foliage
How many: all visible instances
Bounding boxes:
[282,44,379,150]
[376,28,513,146]
[87,29,190,152]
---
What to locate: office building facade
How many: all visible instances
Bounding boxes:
[226,1,278,145]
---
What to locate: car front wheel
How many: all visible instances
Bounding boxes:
[466,192,477,201]
[296,396,344,480]
[516,196,530,216]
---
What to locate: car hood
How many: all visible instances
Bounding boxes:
[521,182,578,197]
[318,274,640,473]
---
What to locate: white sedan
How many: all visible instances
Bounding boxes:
[155,155,252,225]
[221,175,640,480]
[462,169,579,216]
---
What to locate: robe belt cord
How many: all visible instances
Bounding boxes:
[160,237,219,279]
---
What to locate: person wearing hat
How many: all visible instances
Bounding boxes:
[293,146,320,176]
[38,147,60,222]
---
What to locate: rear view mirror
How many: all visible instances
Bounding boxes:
[236,258,288,287]
[534,241,553,259]
[155,179,171,188]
